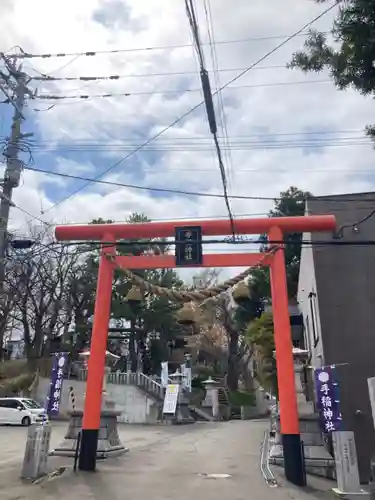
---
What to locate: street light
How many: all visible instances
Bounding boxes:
[9,238,36,250]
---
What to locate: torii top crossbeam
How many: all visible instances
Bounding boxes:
[55,215,336,241]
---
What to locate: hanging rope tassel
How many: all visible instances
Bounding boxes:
[69,386,76,411]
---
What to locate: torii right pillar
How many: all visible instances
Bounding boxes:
[269,226,305,486]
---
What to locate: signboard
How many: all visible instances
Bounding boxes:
[185,367,192,392]
[162,384,179,414]
[161,361,169,388]
[332,431,363,495]
[175,226,203,267]
[181,364,192,392]
[45,353,67,416]
[108,318,131,330]
[314,365,342,432]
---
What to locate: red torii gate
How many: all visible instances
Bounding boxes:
[55,214,336,486]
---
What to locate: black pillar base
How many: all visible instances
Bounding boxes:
[282,434,306,487]
[78,429,99,472]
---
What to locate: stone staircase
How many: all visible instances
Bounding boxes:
[188,405,215,421]
[218,387,228,405]
[217,387,231,420]
[218,387,248,421]
[78,370,165,402]
[110,372,165,402]
[230,406,242,420]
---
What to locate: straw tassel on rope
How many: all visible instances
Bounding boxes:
[69,386,76,411]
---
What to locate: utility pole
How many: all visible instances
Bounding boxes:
[0,55,34,353]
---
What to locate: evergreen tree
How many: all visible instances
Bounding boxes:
[289,0,375,138]
[250,186,312,300]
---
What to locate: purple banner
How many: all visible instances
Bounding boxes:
[45,353,67,416]
[314,365,342,432]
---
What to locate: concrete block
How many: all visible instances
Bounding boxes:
[50,410,128,458]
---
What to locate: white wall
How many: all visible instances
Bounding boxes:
[297,229,325,368]
[36,377,160,424]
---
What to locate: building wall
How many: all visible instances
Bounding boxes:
[297,230,325,368]
[36,377,160,424]
[301,193,375,483]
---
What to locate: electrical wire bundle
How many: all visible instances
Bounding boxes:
[184,0,236,240]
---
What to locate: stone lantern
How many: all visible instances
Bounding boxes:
[202,377,220,420]
[166,370,194,425]
[79,349,120,409]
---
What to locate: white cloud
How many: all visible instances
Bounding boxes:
[1,0,375,281]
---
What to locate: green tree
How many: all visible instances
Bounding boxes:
[111,213,182,363]
[288,0,375,138]
[65,255,98,358]
[250,186,312,300]
[246,312,278,397]
[71,212,183,373]
[219,187,310,390]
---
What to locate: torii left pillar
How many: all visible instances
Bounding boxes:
[78,237,114,471]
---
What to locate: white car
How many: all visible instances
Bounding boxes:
[0,397,48,426]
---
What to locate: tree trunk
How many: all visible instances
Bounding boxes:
[0,315,6,361]
[25,345,38,372]
[227,324,239,392]
[130,319,137,372]
[239,358,254,392]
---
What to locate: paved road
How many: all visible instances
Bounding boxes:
[0,420,334,500]
[0,421,181,470]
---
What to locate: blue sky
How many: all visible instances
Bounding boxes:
[0,0,375,267]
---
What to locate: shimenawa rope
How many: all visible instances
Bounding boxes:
[106,246,278,303]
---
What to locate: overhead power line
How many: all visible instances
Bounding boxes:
[9,31,328,60]
[23,165,274,200]
[34,79,331,101]
[23,165,375,204]
[10,200,49,226]
[1,129,364,146]
[22,136,371,154]
[39,2,338,214]
[57,204,375,224]
[59,212,271,225]
[29,64,291,81]
[10,129,364,142]
[35,238,375,248]
[11,203,375,235]
[26,141,371,150]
